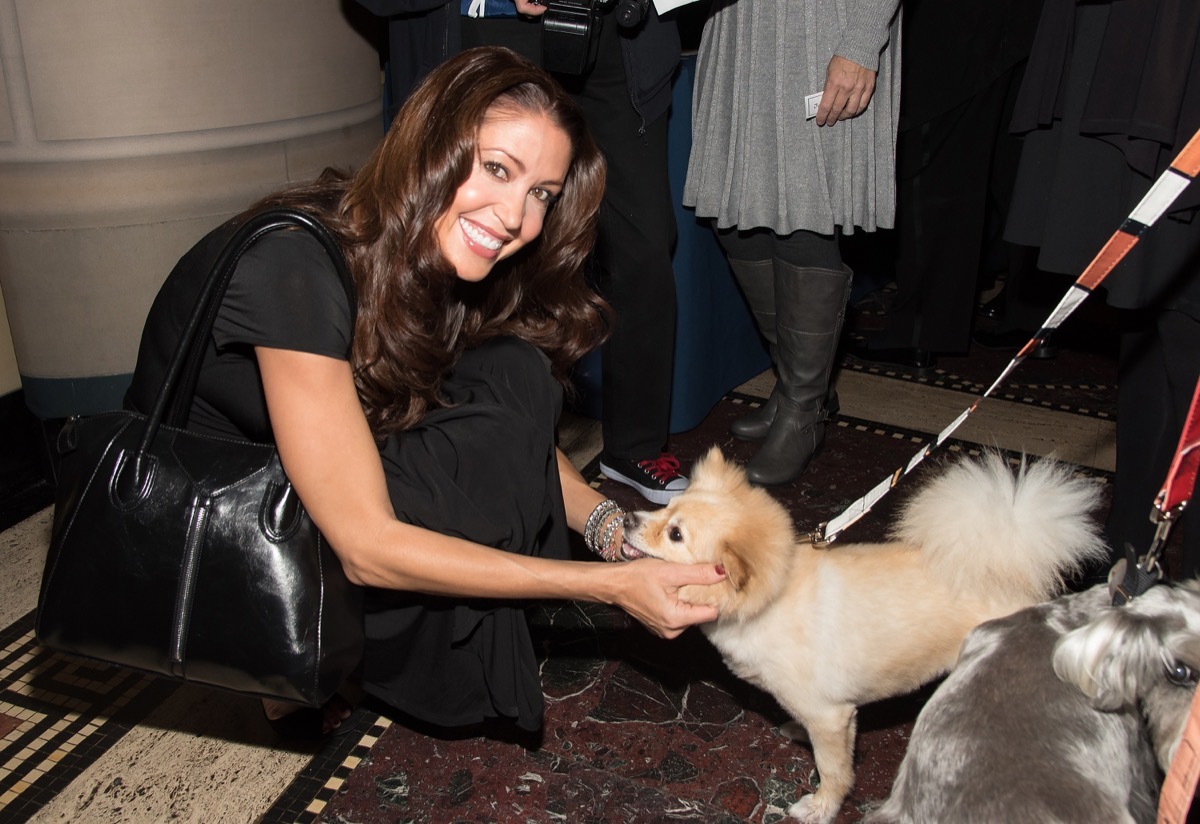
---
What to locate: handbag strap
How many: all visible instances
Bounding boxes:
[147,208,356,449]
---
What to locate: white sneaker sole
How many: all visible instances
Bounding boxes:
[598,461,689,506]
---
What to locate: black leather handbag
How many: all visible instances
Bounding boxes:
[36,208,364,707]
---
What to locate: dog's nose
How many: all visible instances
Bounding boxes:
[623,512,641,530]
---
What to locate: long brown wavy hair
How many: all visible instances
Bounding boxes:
[248,47,609,436]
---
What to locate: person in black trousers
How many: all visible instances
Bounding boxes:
[356,0,689,505]
[851,0,1043,369]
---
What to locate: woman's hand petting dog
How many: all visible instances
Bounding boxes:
[607,559,726,639]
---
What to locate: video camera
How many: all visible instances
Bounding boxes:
[542,0,651,75]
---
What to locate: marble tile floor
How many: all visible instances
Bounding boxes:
[0,342,1126,823]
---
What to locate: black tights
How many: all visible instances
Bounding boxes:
[716,226,843,269]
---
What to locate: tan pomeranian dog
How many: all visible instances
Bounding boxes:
[621,447,1109,824]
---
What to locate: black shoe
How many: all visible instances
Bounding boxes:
[599,452,689,505]
[847,342,937,371]
[977,291,1006,321]
[852,285,897,314]
[972,328,1058,359]
[264,694,359,741]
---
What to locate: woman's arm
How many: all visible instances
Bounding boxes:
[256,346,723,638]
[558,448,599,532]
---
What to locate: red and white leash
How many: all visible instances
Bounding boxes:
[815,126,1200,546]
[1153,378,1200,824]
[1161,685,1200,824]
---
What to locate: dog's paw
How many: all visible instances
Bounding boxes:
[787,793,838,824]
[780,720,810,743]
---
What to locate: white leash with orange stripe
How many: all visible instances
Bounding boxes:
[814,126,1200,546]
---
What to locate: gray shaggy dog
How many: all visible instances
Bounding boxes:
[867,580,1200,824]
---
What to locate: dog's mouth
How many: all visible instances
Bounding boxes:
[620,541,653,561]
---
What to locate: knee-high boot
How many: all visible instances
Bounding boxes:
[746,262,853,486]
[727,258,781,440]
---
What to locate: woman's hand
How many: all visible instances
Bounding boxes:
[607,559,726,638]
[815,55,876,126]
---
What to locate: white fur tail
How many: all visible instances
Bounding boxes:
[891,452,1109,600]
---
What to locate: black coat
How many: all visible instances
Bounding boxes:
[899,0,1042,130]
[1011,0,1200,211]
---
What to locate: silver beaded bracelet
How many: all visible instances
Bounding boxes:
[584,498,625,562]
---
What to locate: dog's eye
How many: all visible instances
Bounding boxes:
[668,526,683,542]
[1166,661,1197,686]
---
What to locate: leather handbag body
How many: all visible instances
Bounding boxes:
[36,208,364,707]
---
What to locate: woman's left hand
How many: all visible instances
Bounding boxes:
[815,55,877,126]
[607,559,725,639]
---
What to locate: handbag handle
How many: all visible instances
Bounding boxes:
[129,208,355,495]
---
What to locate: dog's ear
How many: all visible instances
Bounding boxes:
[719,539,751,593]
[676,537,751,613]
[703,445,726,464]
[678,540,749,615]
[1053,610,1172,711]
[692,447,727,484]
[692,446,756,495]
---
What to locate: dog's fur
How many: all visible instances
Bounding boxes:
[621,447,1109,823]
[866,580,1200,823]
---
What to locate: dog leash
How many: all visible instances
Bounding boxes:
[813,125,1200,547]
[1070,375,1200,821]
[1156,382,1200,824]
[1160,683,1200,824]
[1111,377,1200,606]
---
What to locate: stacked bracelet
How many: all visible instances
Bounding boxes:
[584,498,626,562]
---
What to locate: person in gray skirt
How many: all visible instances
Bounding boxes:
[683,0,901,486]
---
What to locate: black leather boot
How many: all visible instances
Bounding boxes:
[732,384,841,441]
[731,386,779,440]
[746,262,852,486]
[726,258,778,440]
[745,395,829,485]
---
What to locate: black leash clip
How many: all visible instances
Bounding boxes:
[1109,521,1171,606]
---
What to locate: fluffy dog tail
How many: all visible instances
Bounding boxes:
[890,452,1109,602]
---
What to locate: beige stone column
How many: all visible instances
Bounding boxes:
[0,0,383,416]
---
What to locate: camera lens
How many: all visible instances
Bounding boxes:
[614,0,645,27]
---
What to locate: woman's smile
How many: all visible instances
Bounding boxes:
[458,216,507,255]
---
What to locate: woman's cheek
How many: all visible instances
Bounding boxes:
[524,210,548,241]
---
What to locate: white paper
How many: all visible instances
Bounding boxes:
[805,92,823,120]
[653,0,705,15]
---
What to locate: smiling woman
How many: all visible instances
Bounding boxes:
[434,111,571,281]
[119,46,726,742]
